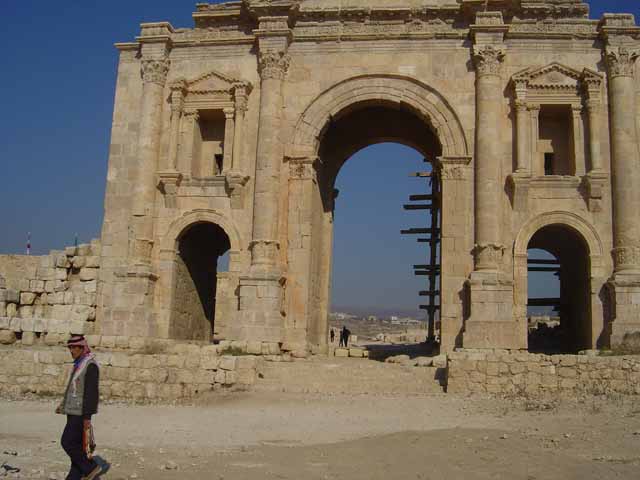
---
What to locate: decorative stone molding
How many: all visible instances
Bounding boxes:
[472,45,505,76]
[233,83,250,113]
[583,170,608,213]
[436,156,472,181]
[472,243,505,271]
[613,246,640,272]
[287,156,320,181]
[169,78,187,113]
[249,240,280,267]
[141,58,170,86]
[506,172,532,212]
[512,62,602,95]
[157,171,183,209]
[224,172,250,210]
[605,47,639,78]
[258,51,291,80]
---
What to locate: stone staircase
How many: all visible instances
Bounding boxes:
[253,355,446,395]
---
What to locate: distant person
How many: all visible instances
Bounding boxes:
[56,335,102,480]
[330,328,335,344]
[339,326,347,347]
[344,327,351,347]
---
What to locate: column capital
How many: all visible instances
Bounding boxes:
[514,99,529,112]
[258,51,291,81]
[605,46,639,78]
[141,57,170,86]
[183,108,199,120]
[435,156,472,181]
[223,107,235,119]
[472,243,506,271]
[233,82,251,113]
[472,45,505,77]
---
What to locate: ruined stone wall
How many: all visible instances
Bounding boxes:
[447,351,640,397]
[0,241,101,343]
[0,342,260,402]
[0,255,41,291]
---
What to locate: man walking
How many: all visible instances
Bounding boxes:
[56,335,102,480]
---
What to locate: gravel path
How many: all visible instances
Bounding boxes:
[1,392,640,479]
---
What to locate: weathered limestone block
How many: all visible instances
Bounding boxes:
[20,317,35,332]
[6,303,17,318]
[55,268,68,280]
[21,331,36,346]
[77,244,91,256]
[72,256,86,268]
[201,354,220,371]
[30,280,45,293]
[212,369,225,384]
[101,336,116,348]
[0,304,5,317]
[0,330,17,344]
[65,246,77,257]
[334,348,349,357]
[219,356,237,371]
[85,256,100,268]
[4,290,19,304]
[0,317,9,329]
[9,317,21,331]
[247,341,262,355]
[79,268,98,282]
[20,292,36,305]
[64,292,74,305]
[224,371,237,385]
[84,281,97,293]
[18,306,33,319]
[415,357,434,367]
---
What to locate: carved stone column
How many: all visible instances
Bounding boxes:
[222,108,235,174]
[515,100,530,173]
[180,109,199,175]
[606,46,640,273]
[250,50,290,269]
[571,105,586,176]
[585,98,603,172]
[464,13,522,350]
[236,9,293,345]
[604,42,640,345]
[471,44,506,272]
[130,54,170,266]
[158,79,185,209]
[231,84,249,172]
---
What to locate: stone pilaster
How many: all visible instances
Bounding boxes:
[157,79,185,209]
[222,108,235,174]
[129,28,171,267]
[514,100,530,173]
[436,156,473,352]
[464,13,522,350]
[602,24,640,344]
[231,83,249,172]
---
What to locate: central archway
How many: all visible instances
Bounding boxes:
[286,75,469,352]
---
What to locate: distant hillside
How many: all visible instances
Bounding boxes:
[332,305,425,319]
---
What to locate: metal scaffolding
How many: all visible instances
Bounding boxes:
[401,161,441,342]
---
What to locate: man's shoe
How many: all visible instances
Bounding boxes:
[83,465,102,480]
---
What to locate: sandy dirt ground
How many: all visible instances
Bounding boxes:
[1,392,640,479]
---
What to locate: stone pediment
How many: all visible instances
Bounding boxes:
[185,70,243,95]
[512,62,601,92]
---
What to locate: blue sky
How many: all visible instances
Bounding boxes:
[1,1,638,313]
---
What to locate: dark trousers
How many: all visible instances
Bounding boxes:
[61,415,96,480]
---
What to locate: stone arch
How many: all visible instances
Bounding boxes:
[513,211,605,351]
[289,74,470,159]
[514,211,603,262]
[160,208,243,259]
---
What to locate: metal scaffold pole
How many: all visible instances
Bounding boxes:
[401,160,441,343]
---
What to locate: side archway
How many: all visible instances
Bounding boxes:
[156,209,244,341]
[514,211,606,352]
